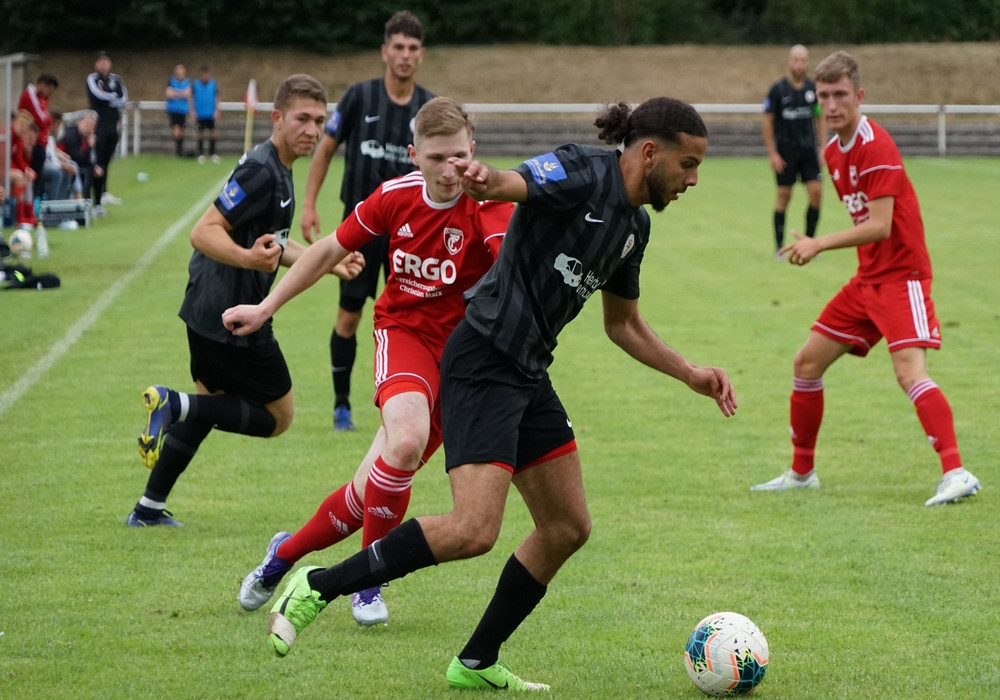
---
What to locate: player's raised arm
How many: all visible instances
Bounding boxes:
[191,206,282,273]
[451,157,528,203]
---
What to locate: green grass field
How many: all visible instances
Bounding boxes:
[1,151,998,699]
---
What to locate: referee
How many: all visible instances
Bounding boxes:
[762,44,827,257]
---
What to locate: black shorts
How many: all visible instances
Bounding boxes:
[439,320,576,472]
[776,147,822,186]
[186,326,292,404]
[339,232,390,312]
[197,118,216,131]
[168,112,187,128]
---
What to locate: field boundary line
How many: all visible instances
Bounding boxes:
[0,181,224,419]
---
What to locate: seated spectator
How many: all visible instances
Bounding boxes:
[40,109,77,201]
[18,73,60,182]
[58,110,99,202]
[9,110,40,230]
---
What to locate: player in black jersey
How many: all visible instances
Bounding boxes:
[264,98,738,691]
[300,10,434,432]
[762,44,827,256]
[127,75,363,528]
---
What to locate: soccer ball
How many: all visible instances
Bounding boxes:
[684,611,769,696]
[10,228,33,259]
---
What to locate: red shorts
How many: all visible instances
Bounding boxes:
[372,325,443,464]
[813,277,941,357]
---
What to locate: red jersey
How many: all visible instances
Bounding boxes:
[18,84,51,147]
[335,171,512,355]
[10,126,31,172]
[824,115,932,283]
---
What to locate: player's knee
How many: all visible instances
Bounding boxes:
[383,432,426,471]
[269,409,294,436]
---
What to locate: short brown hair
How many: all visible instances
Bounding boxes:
[385,10,424,44]
[414,96,474,142]
[273,74,327,113]
[814,51,862,91]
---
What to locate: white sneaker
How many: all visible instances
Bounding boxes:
[925,468,980,506]
[238,531,291,611]
[751,469,821,491]
[92,205,107,218]
[210,154,221,164]
[351,585,388,626]
[197,155,206,164]
[101,192,122,205]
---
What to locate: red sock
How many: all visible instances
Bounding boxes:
[362,457,414,548]
[908,379,962,473]
[276,481,363,563]
[790,377,824,475]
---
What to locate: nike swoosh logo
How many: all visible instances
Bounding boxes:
[480,677,508,690]
[584,212,603,223]
[364,115,380,123]
[280,198,292,208]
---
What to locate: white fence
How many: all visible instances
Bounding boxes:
[122,101,1000,158]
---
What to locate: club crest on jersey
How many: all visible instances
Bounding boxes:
[327,110,341,133]
[219,179,246,210]
[444,227,464,255]
[524,152,568,185]
[621,233,635,259]
[849,165,859,187]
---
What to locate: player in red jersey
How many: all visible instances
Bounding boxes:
[224,97,513,622]
[752,51,980,506]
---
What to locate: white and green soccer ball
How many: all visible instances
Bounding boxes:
[684,611,769,696]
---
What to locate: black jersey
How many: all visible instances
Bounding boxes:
[86,71,128,132]
[763,77,820,150]
[464,144,650,377]
[325,78,434,210]
[178,140,294,347]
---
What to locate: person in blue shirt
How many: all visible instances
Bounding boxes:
[166,63,192,157]
[192,66,221,163]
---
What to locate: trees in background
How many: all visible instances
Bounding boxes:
[2,0,998,53]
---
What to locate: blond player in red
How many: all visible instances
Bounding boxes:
[223,97,513,623]
[752,51,980,506]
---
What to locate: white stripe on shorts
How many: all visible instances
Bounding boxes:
[907,279,931,340]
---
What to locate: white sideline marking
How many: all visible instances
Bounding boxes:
[0,183,223,419]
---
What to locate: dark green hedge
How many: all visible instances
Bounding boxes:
[2,0,998,52]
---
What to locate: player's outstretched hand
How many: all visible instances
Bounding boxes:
[687,365,738,417]
[300,204,321,244]
[333,251,366,280]
[222,304,268,336]
[451,157,491,200]
[247,233,283,272]
[779,231,821,266]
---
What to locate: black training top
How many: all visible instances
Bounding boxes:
[763,77,820,151]
[178,140,294,347]
[325,78,435,211]
[464,143,649,378]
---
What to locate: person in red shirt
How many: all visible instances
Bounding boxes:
[9,110,40,230]
[17,73,59,178]
[223,97,512,624]
[752,51,980,507]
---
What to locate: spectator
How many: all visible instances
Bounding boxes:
[166,63,192,157]
[86,50,128,215]
[40,109,77,201]
[18,73,60,183]
[192,66,221,164]
[9,111,39,231]
[58,110,98,201]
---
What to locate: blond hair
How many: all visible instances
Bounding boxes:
[414,96,475,141]
[814,51,862,90]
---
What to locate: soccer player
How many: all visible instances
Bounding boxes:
[751,51,981,507]
[192,66,221,163]
[261,97,738,691]
[165,64,192,157]
[225,97,512,626]
[299,10,435,432]
[126,74,363,527]
[762,44,826,257]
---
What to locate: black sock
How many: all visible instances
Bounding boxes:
[806,206,820,238]
[182,392,277,437]
[209,139,216,156]
[458,555,547,669]
[141,420,213,504]
[330,331,356,409]
[175,138,183,156]
[308,519,436,602]
[197,140,204,156]
[773,210,786,250]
